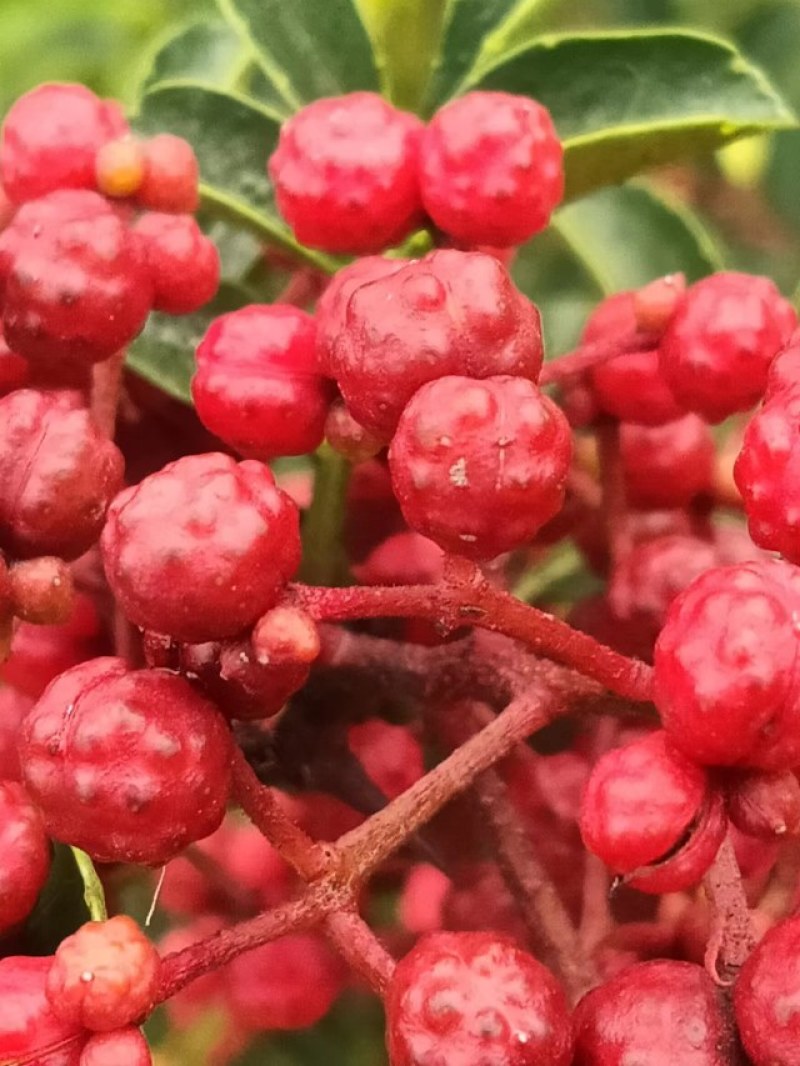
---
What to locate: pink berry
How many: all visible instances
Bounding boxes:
[654,560,800,769]
[419,91,564,247]
[19,657,233,864]
[1,84,128,203]
[385,931,573,1066]
[573,960,731,1065]
[659,272,796,422]
[136,134,199,214]
[348,719,424,799]
[389,375,571,560]
[728,769,800,839]
[734,914,800,1065]
[322,249,543,437]
[399,864,450,935]
[133,213,219,314]
[0,389,124,560]
[80,1028,152,1066]
[0,781,50,934]
[101,453,300,642]
[352,531,445,586]
[585,291,684,425]
[193,305,330,460]
[47,916,160,1032]
[0,955,86,1065]
[269,93,423,254]
[620,415,714,509]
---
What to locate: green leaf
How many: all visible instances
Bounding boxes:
[70,847,108,922]
[218,0,380,108]
[134,82,338,272]
[465,30,795,200]
[356,0,447,110]
[140,20,247,94]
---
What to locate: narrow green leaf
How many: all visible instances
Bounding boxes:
[70,847,108,923]
[465,30,795,200]
[24,844,92,955]
[355,0,447,110]
[218,0,380,107]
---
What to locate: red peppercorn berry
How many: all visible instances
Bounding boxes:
[80,1028,152,1066]
[0,781,50,935]
[620,414,714,510]
[136,134,199,214]
[734,914,800,1066]
[0,955,86,1065]
[133,212,219,314]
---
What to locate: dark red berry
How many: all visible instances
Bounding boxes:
[269,93,423,254]
[0,389,124,560]
[9,556,74,625]
[136,134,199,214]
[659,272,796,422]
[573,960,730,1065]
[101,453,300,642]
[727,769,800,839]
[654,560,800,769]
[19,657,233,864]
[385,931,573,1066]
[0,781,50,934]
[322,249,543,437]
[80,1028,152,1066]
[734,914,800,1066]
[0,322,28,395]
[133,213,219,314]
[1,84,127,203]
[0,955,86,1066]
[419,91,564,247]
[620,415,714,509]
[193,306,330,460]
[389,375,571,560]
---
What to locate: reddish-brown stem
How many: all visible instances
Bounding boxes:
[275,267,327,308]
[539,335,658,387]
[324,909,396,994]
[90,349,126,438]
[703,833,757,984]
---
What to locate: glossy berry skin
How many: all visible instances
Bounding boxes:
[735,915,800,1065]
[620,415,714,510]
[323,249,543,437]
[390,375,571,560]
[47,916,160,1032]
[193,306,330,460]
[0,781,50,934]
[735,384,800,563]
[420,91,563,247]
[269,92,423,254]
[101,453,300,642]
[585,291,684,425]
[0,190,153,368]
[654,560,800,769]
[134,213,219,314]
[0,956,86,1066]
[1,83,127,203]
[728,769,800,839]
[385,931,573,1066]
[573,960,730,1065]
[137,134,199,214]
[80,1028,152,1066]
[659,272,796,422]
[0,389,124,561]
[19,657,233,864]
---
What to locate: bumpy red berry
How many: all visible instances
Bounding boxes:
[389,375,571,560]
[47,916,160,1032]
[133,213,219,314]
[734,914,800,1065]
[0,955,86,1066]
[269,93,423,254]
[573,960,730,1065]
[1,84,127,203]
[80,1028,152,1066]
[419,91,564,247]
[659,272,796,422]
[0,781,50,933]
[585,290,684,425]
[19,657,233,864]
[385,931,573,1066]
[315,255,402,374]
[101,453,300,642]
[193,306,330,459]
[0,190,152,367]
[322,249,543,437]
[766,329,800,398]
[0,389,124,560]
[136,134,199,214]
[654,560,800,769]
[620,415,714,509]
[728,769,800,839]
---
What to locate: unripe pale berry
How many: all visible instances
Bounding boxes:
[734,914,800,1066]
[19,657,233,864]
[136,134,199,214]
[95,136,145,199]
[101,453,300,642]
[419,91,564,247]
[269,92,423,254]
[0,780,50,934]
[193,305,330,460]
[389,375,571,560]
[134,212,219,314]
[46,916,160,1032]
[10,556,74,625]
[324,399,385,463]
